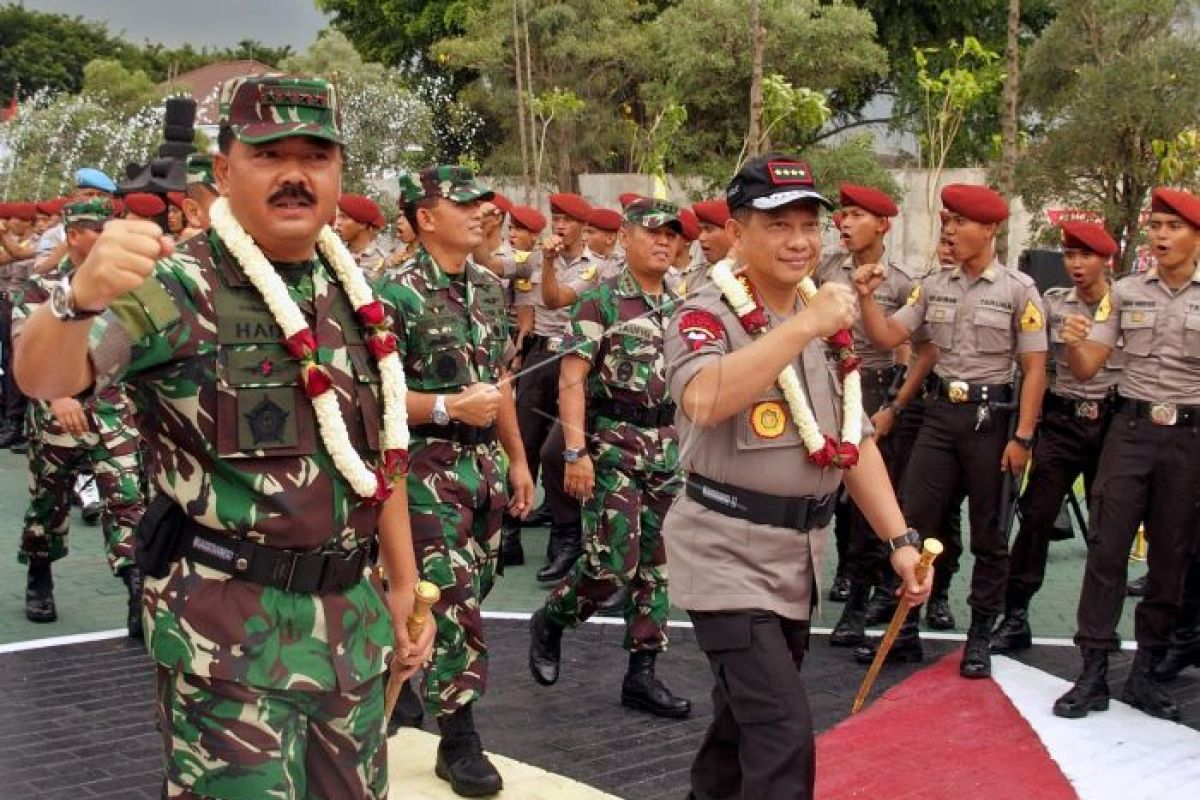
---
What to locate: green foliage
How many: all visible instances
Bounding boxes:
[914,37,1004,168]
[801,134,900,200]
[627,100,688,180]
[318,0,485,71]
[761,75,832,153]
[1154,129,1200,188]
[81,59,174,112]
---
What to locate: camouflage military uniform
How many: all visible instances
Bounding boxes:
[543,268,680,650]
[376,245,511,718]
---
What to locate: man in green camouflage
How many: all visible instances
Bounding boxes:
[11,197,147,636]
[528,197,691,719]
[375,164,533,798]
[179,154,218,240]
[15,75,432,800]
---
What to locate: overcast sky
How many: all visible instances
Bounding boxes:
[23,0,330,51]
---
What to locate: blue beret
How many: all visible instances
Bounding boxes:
[74,167,116,194]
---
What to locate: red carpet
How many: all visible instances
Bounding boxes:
[815,653,1078,799]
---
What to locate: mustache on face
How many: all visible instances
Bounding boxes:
[267,183,316,205]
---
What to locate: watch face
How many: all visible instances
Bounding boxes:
[49,282,72,319]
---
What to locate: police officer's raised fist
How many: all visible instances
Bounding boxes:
[542,235,564,257]
[71,220,174,312]
[1061,313,1092,346]
[852,263,885,297]
[804,282,856,337]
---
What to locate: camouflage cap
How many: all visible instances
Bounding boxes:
[219,75,343,145]
[397,165,494,205]
[186,154,216,188]
[622,197,683,234]
[62,198,115,227]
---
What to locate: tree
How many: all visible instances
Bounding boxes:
[317,0,485,72]
[1016,0,1200,271]
[81,59,174,112]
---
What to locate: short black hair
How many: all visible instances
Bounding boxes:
[403,196,439,235]
[217,125,235,155]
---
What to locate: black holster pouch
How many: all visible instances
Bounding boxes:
[135,493,186,579]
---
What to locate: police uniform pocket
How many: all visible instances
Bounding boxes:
[1120,310,1156,357]
[973,308,1012,353]
[924,304,956,349]
[697,614,799,724]
[215,345,317,459]
[1184,313,1200,358]
[737,393,801,451]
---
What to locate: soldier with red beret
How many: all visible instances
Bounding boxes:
[677,199,733,298]
[336,193,389,277]
[584,207,621,260]
[670,207,700,275]
[1054,187,1200,721]
[856,182,1048,681]
[121,192,166,221]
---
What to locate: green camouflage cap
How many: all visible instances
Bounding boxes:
[622,197,683,233]
[186,154,216,188]
[218,75,343,145]
[62,198,115,227]
[397,165,494,205]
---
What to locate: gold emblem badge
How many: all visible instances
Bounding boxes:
[580,265,597,282]
[750,401,787,438]
[1019,299,1044,332]
[947,380,970,403]
[906,284,922,306]
[1150,402,1178,426]
[514,278,533,292]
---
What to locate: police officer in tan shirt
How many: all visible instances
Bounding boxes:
[856,183,1048,681]
[664,155,931,800]
[1055,187,1200,722]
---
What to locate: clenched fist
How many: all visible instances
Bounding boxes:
[1061,313,1092,346]
[71,220,174,312]
[448,383,501,427]
[852,263,885,298]
[804,281,857,338]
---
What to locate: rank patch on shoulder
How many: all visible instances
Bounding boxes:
[679,310,725,351]
[1019,299,1044,333]
[1095,292,1112,323]
[750,401,787,439]
[906,284,921,306]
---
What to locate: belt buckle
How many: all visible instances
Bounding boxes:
[1075,400,1100,421]
[273,550,301,591]
[546,337,562,353]
[947,380,970,404]
[1150,402,1178,426]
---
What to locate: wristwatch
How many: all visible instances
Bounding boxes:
[562,447,588,464]
[1012,433,1035,450]
[887,529,922,553]
[49,275,101,322]
[431,395,451,426]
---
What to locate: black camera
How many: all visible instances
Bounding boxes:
[117,96,197,201]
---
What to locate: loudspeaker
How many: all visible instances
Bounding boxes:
[1018,249,1070,295]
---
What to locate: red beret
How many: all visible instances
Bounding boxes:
[1061,221,1117,257]
[839,183,898,218]
[549,192,591,222]
[491,192,512,214]
[586,207,621,232]
[0,203,9,218]
[692,199,729,227]
[110,198,124,216]
[166,191,186,209]
[36,198,66,216]
[941,184,1008,224]
[678,208,700,241]
[618,192,642,209]
[509,204,546,234]
[337,194,385,229]
[1150,187,1200,229]
[123,193,166,218]
[9,202,37,222]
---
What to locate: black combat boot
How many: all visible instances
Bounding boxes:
[387,678,425,733]
[1053,648,1110,718]
[1121,647,1181,721]
[25,560,56,623]
[119,565,144,641]
[863,581,899,626]
[594,584,630,617]
[521,502,553,528]
[830,580,869,647]
[621,651,691,718]
[435,704,503,797]
[926,589,956,630]
[828,572,851,603]
[500,515,524,567]
[960,612,997,679]
[990,605,1033,654]
[852,606,923,665]
[1126,574,1147,597]
[528,609,564,686]
[1155,573,1200,682]
[536,522,582,583]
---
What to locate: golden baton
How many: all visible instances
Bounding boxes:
[851,539,942,714]
[384,581,441,719]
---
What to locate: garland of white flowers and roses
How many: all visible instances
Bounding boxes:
[209,197,409,502]
[710,259,863,469]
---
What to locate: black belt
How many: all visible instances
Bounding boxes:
[526,333,564,353]
[590,398,676,428]
[932,376,1014,405]
[180,519,368,594]
[1044,392,1111,423]
[686,473,836,532]
[1115,396,1200,427]
[410,422,497,445]
[859,365,902,386]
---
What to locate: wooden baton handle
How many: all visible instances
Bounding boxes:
[384,581,441,721]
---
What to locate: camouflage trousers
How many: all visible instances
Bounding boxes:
[19,396,145,574]
[544,438,680,651]
[407,440,507,718]
[156,666,387,800]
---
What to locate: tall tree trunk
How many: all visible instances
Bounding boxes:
[512,0,530,200]
[747,0,765,159]
[998,0,1021,263]
[522,0,537,199]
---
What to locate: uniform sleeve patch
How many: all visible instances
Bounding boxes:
[679,310,725,351]
[906,284,921,306]
[1020,299,1045,332]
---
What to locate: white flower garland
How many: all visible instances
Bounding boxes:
[209,198,409,499]
[710,260,863,466]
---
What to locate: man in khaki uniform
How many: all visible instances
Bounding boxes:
[664,154,931,800]
[678,199,733,297]
[856,183,1047,681]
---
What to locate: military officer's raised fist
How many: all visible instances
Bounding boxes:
[1061,313,1092,346]
[852,263,885,297]
[71,220,173,312]
[804,282,856,338]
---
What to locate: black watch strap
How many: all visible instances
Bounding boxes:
[1012,434,1035,450]
[887,529,922,553]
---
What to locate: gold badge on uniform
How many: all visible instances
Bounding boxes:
[514,278,533,292]
[906,284,921,306]
[678,280,688,295]
[1131,310,1145,323]
[580,265,597,282]
[1095,292,1112,323]
[1019,299,1044,332]
[750,401,787,439]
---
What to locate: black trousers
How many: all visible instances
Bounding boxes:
[689,611,814,800]
[1006,403,1108,608]
[900,398,1012,615]
[539,422,579,526]
[1076,411,1200,650]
